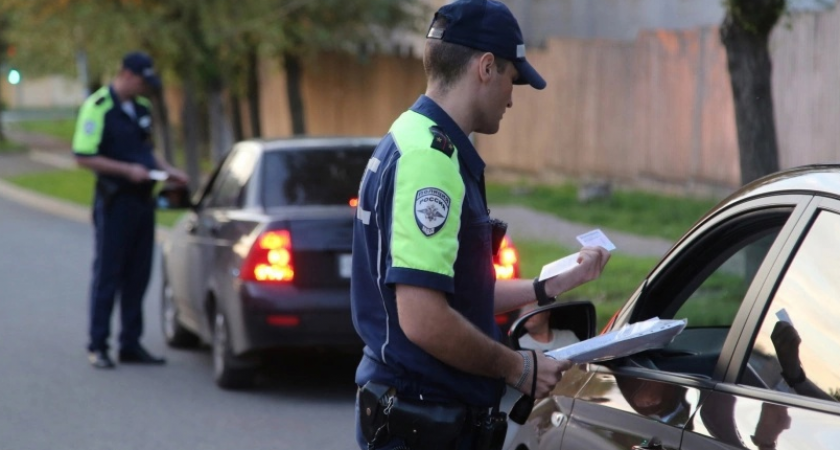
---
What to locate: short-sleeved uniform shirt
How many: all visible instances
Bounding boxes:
[72,85,156,190]
[351,95,503,408]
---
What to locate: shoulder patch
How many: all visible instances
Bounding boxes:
[429,126,454,157]
[415,187,451,236]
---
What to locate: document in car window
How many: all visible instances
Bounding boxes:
[546,317,687,364]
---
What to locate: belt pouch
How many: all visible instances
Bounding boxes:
[358,382,392,443]
[387,397,466,450]
[474,412,508,450]
[96,178,122,209]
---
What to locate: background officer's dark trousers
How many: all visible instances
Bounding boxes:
[87,192,155,352]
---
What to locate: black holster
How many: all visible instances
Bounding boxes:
[489,218,508,256]
[358,382,507,450]
[96,178,122,210]
[387,396,466,450]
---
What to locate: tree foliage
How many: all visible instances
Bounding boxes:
[1,0,424,168]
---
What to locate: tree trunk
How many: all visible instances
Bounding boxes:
[720,8,781,185]
[283,52,306,135]
[208,87,233,163]
[181,83,202,191]
[247,47,262,138]
[151,89,175,164]
[230,92,244,142]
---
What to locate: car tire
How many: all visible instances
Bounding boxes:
[161,274,200,348]
[213,311,258,390]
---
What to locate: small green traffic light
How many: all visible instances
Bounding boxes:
[8,69,21,85]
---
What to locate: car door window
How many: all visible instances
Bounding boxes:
[743,210,840,401]
[206,148,257,209]
[630,208,791,378]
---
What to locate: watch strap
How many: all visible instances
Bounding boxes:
[533,277,555,306]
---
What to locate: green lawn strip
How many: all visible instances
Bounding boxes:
[13,118,77,143]
[487,183,720,242]
[514,239,659,329]
[4,168,184,227]
[0,138,27,154]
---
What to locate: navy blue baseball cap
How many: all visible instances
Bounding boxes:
[427,0,545,90]
[122,51,162,90]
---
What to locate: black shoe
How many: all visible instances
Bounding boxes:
[88,350,116,369]
[119,346,166,365]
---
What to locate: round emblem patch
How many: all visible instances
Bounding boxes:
[415,187,451,236]
[83,120,96,135]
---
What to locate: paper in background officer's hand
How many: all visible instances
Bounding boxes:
[148,169,169,181]
[546,317,686,364]
[538,229,616,281]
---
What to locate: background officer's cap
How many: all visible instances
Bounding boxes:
[426,0,546,90]
[122,51,162,90]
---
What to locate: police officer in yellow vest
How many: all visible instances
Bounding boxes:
[351,1,611,449]
[72,51,189,369]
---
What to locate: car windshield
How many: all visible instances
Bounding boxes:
[261,146,372,207]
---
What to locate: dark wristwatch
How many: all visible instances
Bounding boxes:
[533,277,556,306]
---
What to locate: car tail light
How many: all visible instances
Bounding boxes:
[495,314,510,326]
[240,229,295,282]
[349,197,359,207]
[494,236,519,280]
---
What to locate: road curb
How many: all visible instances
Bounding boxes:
[0,177,171,241]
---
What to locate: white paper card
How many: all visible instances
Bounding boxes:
[576,229,616,252]
[338,254,352,278]
[149,170,169,181]
[776,308,793,325]
[538,252,580,281]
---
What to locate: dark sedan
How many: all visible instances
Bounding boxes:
[159,137,377,388]
[506,165,840,450]
[158,136,522,389]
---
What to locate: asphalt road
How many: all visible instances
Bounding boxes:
[0,194,359,450]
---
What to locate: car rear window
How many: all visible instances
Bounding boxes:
[261,146,373,207]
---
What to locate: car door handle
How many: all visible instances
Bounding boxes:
[632,437,663,450]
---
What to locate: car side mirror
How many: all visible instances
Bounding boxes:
[156,184,193,210]
[508,300,597,351]
[506,300,597,425]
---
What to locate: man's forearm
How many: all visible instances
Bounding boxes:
[396,284,521,385]
[493,278,538,314]
[76,155,134,179]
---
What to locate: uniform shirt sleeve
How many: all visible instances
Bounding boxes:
[72,95,107,156]
[385,145,465,293]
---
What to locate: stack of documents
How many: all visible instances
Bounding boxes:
[546,317,687,364]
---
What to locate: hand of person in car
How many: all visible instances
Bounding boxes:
[771,320,802,381]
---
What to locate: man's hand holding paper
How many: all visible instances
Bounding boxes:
[538,229,614,298]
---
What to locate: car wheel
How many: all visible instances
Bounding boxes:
[161,274,200,348]
[212,311,258,389]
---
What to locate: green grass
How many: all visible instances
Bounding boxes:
[487,182,720,242]
[13,118,77,143]
[515,239,660,328]
[0,137,26,153]
[5,168,186,227]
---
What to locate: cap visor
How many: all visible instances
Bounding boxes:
[513,60,546,90]
[144,74,162,90]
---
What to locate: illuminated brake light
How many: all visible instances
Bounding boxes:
[240,230,295,282]
[349,197,359,207]
[494,236,519,280]
[495,314,510,326]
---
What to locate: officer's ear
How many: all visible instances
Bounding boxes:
[477,53,495,82]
